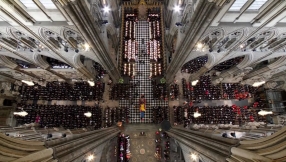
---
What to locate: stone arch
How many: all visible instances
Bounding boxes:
[3,56,36,68]
[62,27,87,53]
[204,53,216,69]
[0,55,18,69]
[198,28,225,51]
[33,54,50,69]
[77,54,106,80]
[216,28,245,51]
[260,32,286,52]
[8,27,44,52]
[42,55,73,69]
[73,54,85,69]
[0,32,21,50]
[236,53,254,69]
[252,56,282,71]
[268,56,286,69]
[39,27,72,51]
[244,28,277,51]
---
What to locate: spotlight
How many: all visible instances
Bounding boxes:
[87,154,94,161]
[191,80,199,86]
[196,43,203,49]
[84,112,92,117]
[87,80,95,86]
[75,49,79,53]
[84,43,90,51]
[258,110,273,116]
[21,80,34,86]
[191,153,197,160]
[252,81,265,87]
[194,111,201,118]
[174,5,181,12]
[103,6,110,13]
[13,111,28,117]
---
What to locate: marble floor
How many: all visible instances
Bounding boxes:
[103,124,184,162]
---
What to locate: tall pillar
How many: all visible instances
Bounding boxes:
[189,66,209,82]
[46,126,120,161]
[111,0,121,28]
[228,126,286,162]
[167,127,239,162]
[166,0,228,83]
[54,0,121,82]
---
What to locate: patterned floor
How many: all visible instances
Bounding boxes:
[120,21,168,123]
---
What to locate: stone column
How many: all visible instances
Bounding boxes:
[46,127,120,161]
[189,66,209,82]
[55,0,121,81]
[167,127,239,162]
[166,0,228,83]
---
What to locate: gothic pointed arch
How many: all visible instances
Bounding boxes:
[33,54,50,69]
[197,28,225,51]
[39,27,73,51]
[243,28,277,51]
[260,32,286,52]
[8,27,46,52]
[236,53,254,69]
[0,55,18,69]
[62,27,88,53]
[215,28,245,51]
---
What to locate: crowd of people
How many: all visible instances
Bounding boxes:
[20,81,104,101]
[172,105,266,128]
[123,63,136,77]
[93,62,106,80]
[181,56,208,73]
[46,57,72,69]
[212,56,244,72]
[150,63,162,77]
[182,76,257,101]
[191,75,222,100]
[152,82,168,100]
[222,83,257,100]
[104,107,129,127]
[148,12,164,76]
[123,13,137,62]
[15,104,102,130]
[117,133,131,162]
[155,131,170,161]
[181,56,245,74]
[109,84,132,100]
[152,106,169,124]
[169,83,179,100]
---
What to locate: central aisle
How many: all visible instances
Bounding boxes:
[120,21,168,123]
